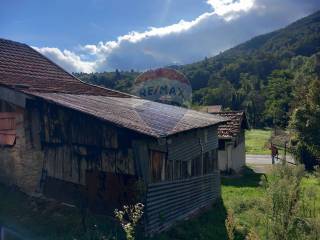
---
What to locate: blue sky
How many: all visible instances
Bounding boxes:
[1,0,209,49]
[1,0,320,72]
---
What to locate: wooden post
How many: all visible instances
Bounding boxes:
[284,141,287,164]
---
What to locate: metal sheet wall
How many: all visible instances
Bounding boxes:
[145,171,220,234]
[167,126,218,162]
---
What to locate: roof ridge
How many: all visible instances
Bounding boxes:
[0,38,28,46]
[0,38,135,98]
[26,42,135,98]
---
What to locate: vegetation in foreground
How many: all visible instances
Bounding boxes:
[245,129,271,155]
[0,165,319,240]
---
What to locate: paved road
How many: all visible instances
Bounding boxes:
[246,154,295,165]
[246,154,296,173]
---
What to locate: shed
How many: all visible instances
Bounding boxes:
[0,38,226,234]
[204,110,249,172]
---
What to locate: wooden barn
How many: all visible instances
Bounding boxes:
[0,39,226,233]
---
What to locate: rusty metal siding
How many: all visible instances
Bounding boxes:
[167,126,218,162]
[145,171,221,234]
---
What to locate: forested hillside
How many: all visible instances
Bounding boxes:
[76,10,320,128]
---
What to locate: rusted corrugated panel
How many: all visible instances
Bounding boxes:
[30,92,227,138]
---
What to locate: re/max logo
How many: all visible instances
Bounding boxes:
[139,85,185,98]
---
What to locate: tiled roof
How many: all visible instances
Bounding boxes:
[0,38,226,138]
[0,39,130,97]
[209,111,248,139]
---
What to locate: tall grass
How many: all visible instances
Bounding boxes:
[260,164,320,240]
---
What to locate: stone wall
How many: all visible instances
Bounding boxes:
[0,104,44,193]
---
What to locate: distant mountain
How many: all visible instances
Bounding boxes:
[176,10,320,90]
[77,10,320,127]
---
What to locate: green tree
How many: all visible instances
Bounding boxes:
[290,54,320,169]
[264,70,293,127]
[238,74,265,127]
[290,79,320,169]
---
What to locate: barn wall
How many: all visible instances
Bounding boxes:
[218,148,228,171]
[145,171,220,234]
[0,88,223,226]
[218,139,233,172]
[231,131,246,171]
[218,131,246,172]
[38,102,138,184]
[0,92,148,202]
[145,126,220,234]
[28,101,150,208]
[167,126,218,163]
[0,97,44,193]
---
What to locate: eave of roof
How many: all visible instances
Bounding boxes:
[28,92,227,138]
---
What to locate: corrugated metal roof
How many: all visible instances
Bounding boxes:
[30,93,226,138]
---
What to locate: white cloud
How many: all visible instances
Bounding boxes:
[33,47,95,73]
[34,0,320,73]
[207,0,255,20]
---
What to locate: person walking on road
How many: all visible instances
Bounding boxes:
[269,143,278,164]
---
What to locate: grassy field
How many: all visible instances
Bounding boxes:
[245,129,272,155]
[0,167,319,240]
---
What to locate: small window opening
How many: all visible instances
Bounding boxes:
[0,112,17,146]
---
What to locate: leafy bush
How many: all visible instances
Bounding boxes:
[114,203,144,240]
